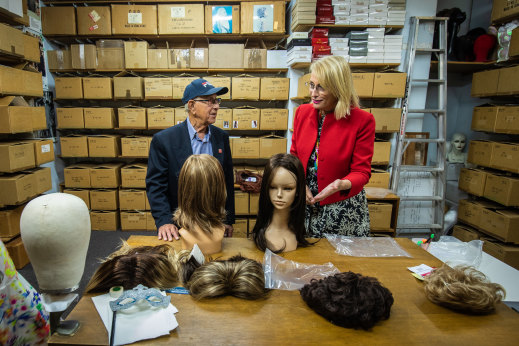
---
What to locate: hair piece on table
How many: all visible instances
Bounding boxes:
[176,249,203,285]
[423,265,505,314]
[86,242,179,293]
[184,255,269,300]
[300,272,394,330]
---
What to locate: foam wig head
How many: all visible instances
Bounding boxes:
[424,265,505,314]
[85,241,179,293]
[252,153,310,252]
[300,272,394,330]
[173,154,226,234]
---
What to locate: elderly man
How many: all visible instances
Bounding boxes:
[146,79,235,241]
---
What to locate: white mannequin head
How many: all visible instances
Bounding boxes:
[450,133,467,153]
[20,193,91,292]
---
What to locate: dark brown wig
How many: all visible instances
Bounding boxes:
[252,153,310,252]
[300,272,394,330]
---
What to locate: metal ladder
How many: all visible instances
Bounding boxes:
[390,17,448,235]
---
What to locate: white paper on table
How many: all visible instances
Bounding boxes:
[92,292,179,346]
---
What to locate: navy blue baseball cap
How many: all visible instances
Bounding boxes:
[182,78,229,104]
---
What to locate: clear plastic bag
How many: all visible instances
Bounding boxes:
[427,236,483,268]
[263,249,340,290]
[325,234,412,257]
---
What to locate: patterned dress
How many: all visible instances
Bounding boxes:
[0,241,49,345]
[305,114,371,237]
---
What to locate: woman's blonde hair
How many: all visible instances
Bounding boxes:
[424,265,505,314]
[173,154,226,234]
[310,55,360,119]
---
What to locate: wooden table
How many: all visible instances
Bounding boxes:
[49,237,519,345]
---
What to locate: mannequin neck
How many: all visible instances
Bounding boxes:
[265,208,297,253]
[270,208,290,229]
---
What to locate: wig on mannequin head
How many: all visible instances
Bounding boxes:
[173,154,226,234]
[85,241,180,293]
[177,251,269,300]
[300,272,394,330]
[252,153,310,252]
[424,265,505,314]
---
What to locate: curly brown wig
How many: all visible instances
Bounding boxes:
[300,272,394,330]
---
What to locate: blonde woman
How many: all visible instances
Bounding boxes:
[174,154,227,254]
[290,55,375,237]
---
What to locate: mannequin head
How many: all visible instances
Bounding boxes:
[20,193,90,292]
[253,153,309,252]
[450,133,466,152]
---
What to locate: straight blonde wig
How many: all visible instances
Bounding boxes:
[173,154,226,234]
[310,55,360,119]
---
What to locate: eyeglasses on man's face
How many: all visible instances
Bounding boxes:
[305,82,326,94]
[192,98,222,106]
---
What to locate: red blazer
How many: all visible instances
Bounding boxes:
[290,103,375,205]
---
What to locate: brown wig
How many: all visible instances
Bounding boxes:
[300,272,394,330]
[252,153,310,252]
[179,254,269,300]
[173,154,226,234]
[424,265,505,314]
[85,242,179,293]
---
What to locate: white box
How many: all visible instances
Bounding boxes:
[290,46,312,52]
[383,58,401,63]
[349,56,367,63]
[367,52,384,59]
[386,20,405,25]
[367,57,384,63]
[334,11,350,16]
[351,0,370,5]
[369,19,387,25]
[350,7,369,14]
[384,48,402,54]
[370,0,388,4]
[335,20,350,25]
[350,13,369,19]
[385,34,403,40]
[329,38,349,44]
[331,46,349,51]
[333,52,350,58]
[334,4,351,12]
[335,15,350,21]
[369,4,388,11]
[384,52,401,59]
[368,38,384,44]
[267,50,287,69]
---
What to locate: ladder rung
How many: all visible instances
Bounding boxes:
[411,79,446,83]
[397,224,443,230]
[400,165,444,172]
[400,196,443,201]
[407,109,446,114]
[403,138,445,143]
[415,48,444,53]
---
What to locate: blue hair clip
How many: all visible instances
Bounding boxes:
[109,284,170,312]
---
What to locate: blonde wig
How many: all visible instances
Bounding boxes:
[310,55,360,119]
[424,265,505,314]
[86,242,180,293]
[173,154,226,235]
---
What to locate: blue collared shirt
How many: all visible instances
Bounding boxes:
[186,119,213,155]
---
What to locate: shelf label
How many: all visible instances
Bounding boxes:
[89,10,101,23]
[171,7,186,18]
[128,13,143,24]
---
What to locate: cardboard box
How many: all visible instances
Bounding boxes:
[244,41,267,69]
[260,108,288,130]
[57,107,84,129]
[235,190,250,215]
[491,0,519,23]
[510,27,519,58]
[249,193,259,214]
[175,107,188,124]
[0,65,43,98]
[205,5,240,34]
[234,219,248,238]
[172,75,199,99]
[467,140,494,167]
[32,139,54,165]
[120,211,148,230]
[479,207,519,244]
[372,72,406,98]
[144,77,173,99]
[351,73,374,98]
[121,136,149,157]
[241,1,285,34]
[42,6,76,35]
[232,138,260,158]
[77,6,112,36]
[97,40,125,70]
[214,108,233,129]
[5,236,29,269]
[22,34,40,63]
[84,108,116,129]
[90,210,119,231]
[146,211,156,231]
[64,163,95,188]
[111,4,158,35]
[147,49,169,69]
[457,199,485,229]
[372,141,391,165]
[483,239,519,271]
[471,105,497,133]
[248,218,256,237]
[147,107,175,129]
[232,107,260,130]
[368,202,392,229]
[490,142,519,173]
[0,172,36,206]
[0,96,36,133]
[484,173,519,207]
[31,106,46,131]
[118,107,147,129]
[60,135,89,157]
[471,69,499,97]
[260,77,290,100]
[232,75,260,100]
[458,168,487,196]
[113,72,143,99]
[82,77,113,99]
[0,22,24,57]
[493,106,519,134]
[88,135,120,157]
[29,167,52,194]
[121,163,147,188]
[168,47,190,69]
[259,136,287,158]
[497,65,519,95]
[158,4,204,34]
[63,188,90,209]
[0,204,25,239]
[90,189,118,210]
[124,41,148,69]
[209,44,244,69]
[205,75,231,100]
[366,168,390,188]
[47,50,72,70]
[71,44,97,70]
[297,73,311,98]
[371,108,401,132]
[90,163,123,188]
[119,189,148,210]
[452,224,482,242]
[55,77,83,99]
[190,41,209,69]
